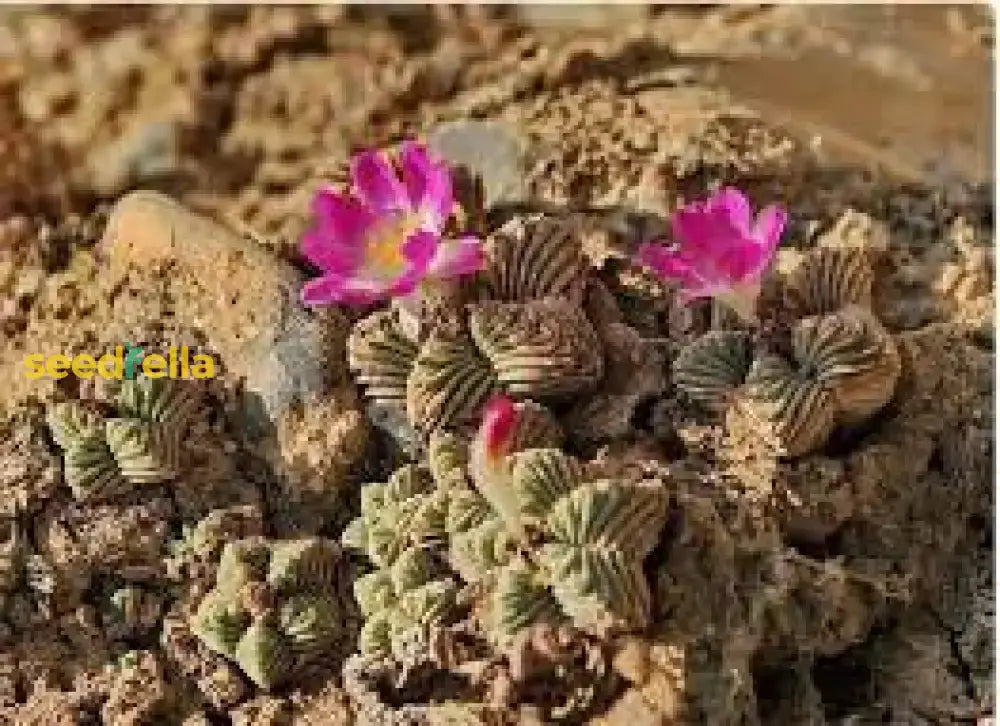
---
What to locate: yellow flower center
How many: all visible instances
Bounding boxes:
[365,214,421,279]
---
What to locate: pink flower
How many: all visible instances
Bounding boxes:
[470,394,523,533]
[636,187,786,322]
[478,394,519,461]
[300,142,485,306]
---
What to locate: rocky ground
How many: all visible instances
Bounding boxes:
[0,6,993,726]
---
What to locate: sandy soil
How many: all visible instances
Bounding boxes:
[0,6,993,725]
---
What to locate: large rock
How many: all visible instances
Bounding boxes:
[99,191,368,532]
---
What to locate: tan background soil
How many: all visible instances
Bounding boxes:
[0,6,992,726]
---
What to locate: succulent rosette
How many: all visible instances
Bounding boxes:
[637,187,787,322]
[301,142,484,306]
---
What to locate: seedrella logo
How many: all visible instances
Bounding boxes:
[23,344,217,380]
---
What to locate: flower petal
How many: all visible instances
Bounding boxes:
[715,240,769,283]
[710,187,752,236]
[301,275,378,306]
[400,230,439,271]
[752,204,788,252]
[311,189,375,240]
[671,205,721,258]
[300,228,361,276]
[351,150,410,215]
[636,242,706,289]
[427,235,485,279]
[399,141,453,229]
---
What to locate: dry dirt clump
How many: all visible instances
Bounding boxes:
[0,6,993,726]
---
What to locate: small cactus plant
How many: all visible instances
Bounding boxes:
[671,240,899,458]
[785,247,874,317]
[672,331,752,412]
[190,537,349,689]
[46,377,197,502]
[479,214,587,303]
[341,465,458,657]
[463,446,669,637]
[347,214,605,441]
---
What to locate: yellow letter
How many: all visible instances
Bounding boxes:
[191,354,216,379]
[99,346,124,379]
[143,354,167,378]
[23,354,46,379]
[72,354,96,379]
[47,354,71,379]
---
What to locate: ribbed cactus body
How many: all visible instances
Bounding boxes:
[347,309,419,424]
[672,331,752,412]
[190,537,347,690]
[481,215,586,302]
[62,430,126,502]
[104,418,179,484]
[115,376,199,431]
[407,329,498,433]
[468,298,603,397]
[343,464,459,657]
[494,562,562,635]
[785,247,874,316]
[235,619,290,691]
[744,354,837,458]
[466,446,667,638]
[794,306,900,422]
[346,215,606,440]
[743,307,900,456]
[47,377,196,502]
[450,517,513,583]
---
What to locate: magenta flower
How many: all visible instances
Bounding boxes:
[636,187,787,322]
[300,142,485,306]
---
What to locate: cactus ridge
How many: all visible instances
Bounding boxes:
[190,537,347,689]
[494,562,562,635]
[786,247,874,316]
[673,331,753,411]
[468,298,603,397]
[742,308,900,456]
[47,376,197,502]
[348,309,420,408]
[482,215,586,303]
[512,448,586,520]
[407,329,499,433]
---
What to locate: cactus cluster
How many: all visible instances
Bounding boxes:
[344,397,667,650]
[458,447,668,638]
[340,464,459,658]
[190,537,349,689]
[342,400,564,656]
[46,377,198,502]
[348,215,603,438]
[673,248,900,457]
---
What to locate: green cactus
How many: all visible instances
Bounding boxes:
[407,328,499,435]
[469,450,668,636]
[344,404,662,650]
[189,537,347,690]
[480,214,586,303]
[235,619,290,691]
[493,561,562,635]
[468,298,603,397]
[785,247,874,317]
[343,463,459,658]
[114,375,199,430]
[672,331,752,412]
[46,376,196,502]
[345,465,448,569]
[450,517,514,584]
[104,418,178,484]
[346,215,606,441]
[347,309,420,426]
[742,307,899,457]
